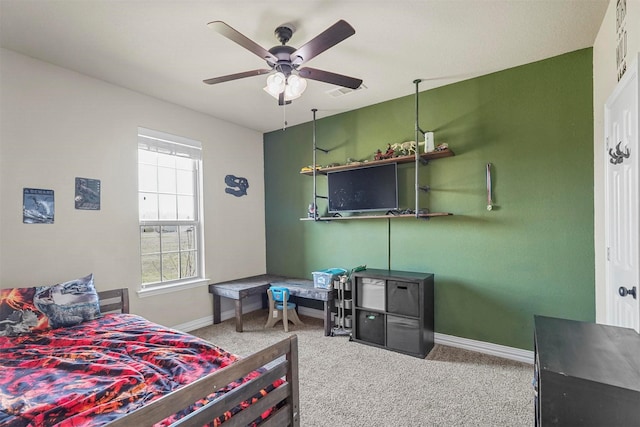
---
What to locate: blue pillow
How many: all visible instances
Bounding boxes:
[34,273,101,328]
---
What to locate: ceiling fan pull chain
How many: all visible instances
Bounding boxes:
[282,101,288,130]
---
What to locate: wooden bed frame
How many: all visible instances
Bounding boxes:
[97,289,300,427]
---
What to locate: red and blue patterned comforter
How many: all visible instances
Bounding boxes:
[0,314,279,426]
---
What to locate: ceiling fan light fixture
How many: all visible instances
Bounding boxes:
[285,74,307,98]
[264,72,286,97]
[263,73,307,101]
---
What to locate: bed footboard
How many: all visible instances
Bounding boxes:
[97,288,299,426]
[105,334,300,427]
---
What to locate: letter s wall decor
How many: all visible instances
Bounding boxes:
[224,174,249,197]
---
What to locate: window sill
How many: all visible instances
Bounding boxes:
[137,278,210,298]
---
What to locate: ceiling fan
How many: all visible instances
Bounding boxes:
[203,20,363,105]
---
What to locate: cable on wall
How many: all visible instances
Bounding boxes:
[387,218,391,270]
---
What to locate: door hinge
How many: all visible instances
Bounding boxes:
[607,247,611,261]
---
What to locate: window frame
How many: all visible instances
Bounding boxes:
[136,127,206,297]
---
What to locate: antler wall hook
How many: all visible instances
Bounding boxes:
[609,141,630,164]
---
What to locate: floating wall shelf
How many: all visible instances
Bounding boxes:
[302,88,456,223]
[300,212,453,221]
[300,149,455,176]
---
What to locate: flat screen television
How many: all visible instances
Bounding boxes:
[327,163,398,214]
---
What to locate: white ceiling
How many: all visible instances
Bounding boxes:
[0,0,608,133]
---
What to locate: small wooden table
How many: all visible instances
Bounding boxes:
[209,274,336,336]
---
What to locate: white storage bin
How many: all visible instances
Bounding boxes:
[312,268,347,289]
[356,278,385,311]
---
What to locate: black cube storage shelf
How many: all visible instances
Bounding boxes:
[352,269,434,358]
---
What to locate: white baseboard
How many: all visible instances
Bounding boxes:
[297,306,325,319]
[172,316,213,333]
[298,307,534,364]
[435,332,534,364]
[173,306,533,365]
[172,300,264,333]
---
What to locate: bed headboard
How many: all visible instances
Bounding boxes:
[97,288,130,314]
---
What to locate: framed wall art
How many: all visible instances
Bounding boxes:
[23,188,54,224]
[75,177,101,210]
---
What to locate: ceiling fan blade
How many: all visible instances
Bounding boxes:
[298,67,362,89]
[207,21,277,63]
[203,69,272,85]
[290,20,355,66]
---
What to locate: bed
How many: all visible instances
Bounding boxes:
[0,280,300,427]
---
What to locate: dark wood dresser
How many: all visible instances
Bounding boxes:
[534,315,640,426]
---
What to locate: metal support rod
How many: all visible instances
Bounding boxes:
[413,79,422,218]
[312,108,318,221]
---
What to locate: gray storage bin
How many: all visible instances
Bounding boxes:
[356,310,385,345]
[386,315,420,355]
[387,280,419,317]
[356,277,385,311]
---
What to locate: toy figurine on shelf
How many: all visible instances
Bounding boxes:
[384,143,394,158]
[374,144,395,161]
[300,165,322,173]
[308,202,318,219]
[391,141,421,156]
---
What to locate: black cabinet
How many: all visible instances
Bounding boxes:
[534,315,640,426]
[352,269,434,358]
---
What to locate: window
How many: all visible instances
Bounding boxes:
[138,127,203,290]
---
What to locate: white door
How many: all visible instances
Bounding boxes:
[605,53,640,333]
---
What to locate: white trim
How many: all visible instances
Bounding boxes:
[172,315,214,333]
[172,305,534,365]
[434,332,534,364]
[172,300,264,332]
[174,304,322,333]
[298,306,324,319]
[300,307,533,363]
[138,126,202,155]
[137,278,210,298]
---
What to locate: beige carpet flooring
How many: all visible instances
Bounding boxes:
[191,310,534,427]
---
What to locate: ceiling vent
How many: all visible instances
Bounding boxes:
[327,84,367,98]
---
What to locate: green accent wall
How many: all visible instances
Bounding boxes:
[264,48,594,350]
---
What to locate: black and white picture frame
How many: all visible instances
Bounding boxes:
[75,177,101,210]
[23,188,55,224]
